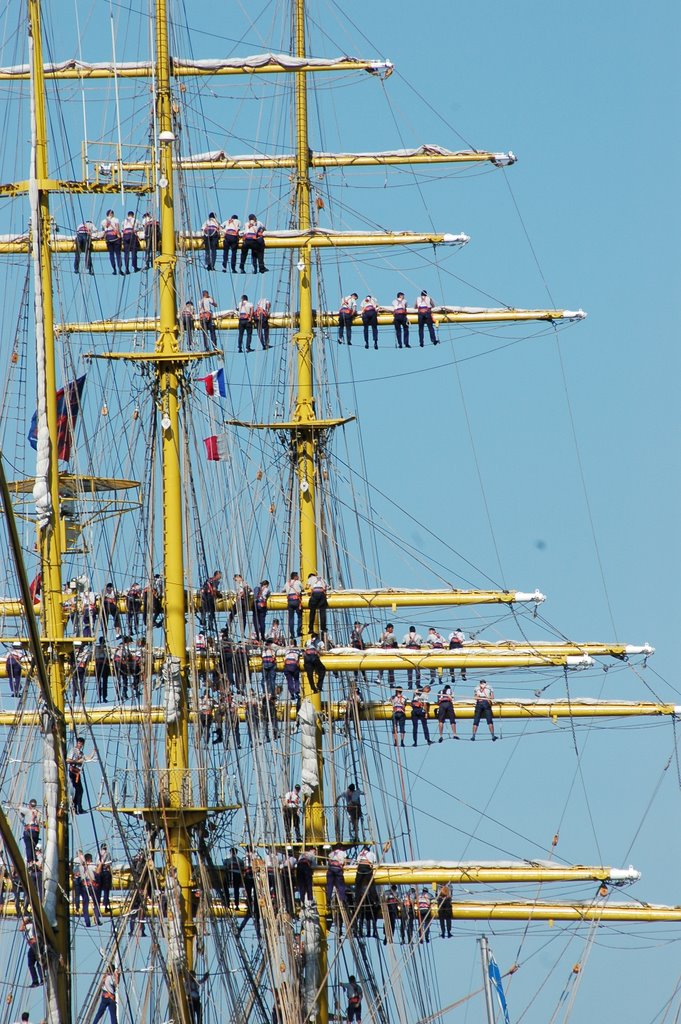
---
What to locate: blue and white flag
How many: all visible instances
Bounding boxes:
[489,954,511,1024]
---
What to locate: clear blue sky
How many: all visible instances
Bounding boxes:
[0,0,679,1021]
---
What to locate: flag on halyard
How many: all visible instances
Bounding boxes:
[200,368,226,397]
[203,434,230,461]
[489,955,511,1024]
[28,374,86,461]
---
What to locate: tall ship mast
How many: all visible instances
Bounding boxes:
[0,2,676,1023]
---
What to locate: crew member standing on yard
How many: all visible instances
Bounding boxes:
[360,294,379,349]
[237,294,254,352]
[448,626,467,682]
[202,212,221,270]
[101,210,122,275]
[437,883,453,937]
[283,644,301,708]
[471,678,498,741]
[391,686,406,747]
[342,976,363,1024]
[391,291,410,347]
[306,571,328,636]
[74,219,95,275]
[285,571,303,640]
[297,846,317,905]
[91,965,120,1024]
[254,297,271,348]
[338,293,358,344]
[283,784,302,843]
[253,579,271,640]
[121,211,140,273]
[199,290,218,347]
[325,844,347,906]
[201,569,222,634]
[410,688,432,747]
[402,626,422,687]
[240,214,267,273]
[437,684,459,741]
[221,213,240,272]
[415,289,438,346]
[303,633,326,694]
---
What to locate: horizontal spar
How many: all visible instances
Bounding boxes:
[0,54,395,81]
[0,899,676,925]
[0,699,676,728]
[58,308,584,334]
[0,587,546,619]
[0,229,467,255]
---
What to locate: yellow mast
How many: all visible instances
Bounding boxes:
[27,1,71,1021]
[154,0,196,1004]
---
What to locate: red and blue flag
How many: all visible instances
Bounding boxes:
[199,368,226,397]
[28,374,86,462]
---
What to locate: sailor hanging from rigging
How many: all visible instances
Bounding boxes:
[415,289,438,346]
[91,964,120,1024]
[253,579,271,640]
[101,210,123,275]
[341,976,363,1024]
[199,290,218,348]
[179,299,196,348]
[202,212,221,270]
[67,735,95,814]
[339,783,362,843]
[283,783,303,843]
[360,294,379,349]
[228,574,252,635]
[201,569,222,634]
[261,636,277,696]
[391,686,407,747]
[185,969,209,1024]
[296,845,317,905]
[338,292,358,344]
[142,211,160,269]
[74,219,96,275]
[391,291,410,347]
[236,294,254,352]
[471,678,498,741]
[5,641,24,698]
[121,211,141,273]
[221,213,240,272]
[19,915,43,988]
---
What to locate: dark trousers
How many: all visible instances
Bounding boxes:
[255,315,270,348]
[23,829,39,863]
[123,234,139,272]
[304,653,326,693]
[394,314,409,347]
[106,239,123,273]
[7,665,21,696]
[412,711,431,744]
[338,312,354,343]
[284,807,301,841]
[240,238,262,272]
[308,592,327,634]
[326,865,345,905]
[27,945,43,985]
[144,226,159,267]
[204,234,219,269]
[92,997,117,1024]
[418,312,437,345]
[200,315,217,347]
[222,236,238,271]
[238,320,253,351]
[297,862,314,903]
[284,669,300,701]
[253,607,267,640]
[74,232,93,273]
[287,604,302,639]
[362,310,378,347]
[181,314,194,348]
